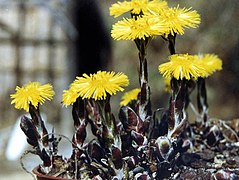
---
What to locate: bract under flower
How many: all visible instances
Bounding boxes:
[10,82,54,112]
[120,88,140,106]
[159,54,207,80]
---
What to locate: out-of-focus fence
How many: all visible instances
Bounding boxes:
[0,1,73,129]
[0,0,112,161]
[0,1,76,160]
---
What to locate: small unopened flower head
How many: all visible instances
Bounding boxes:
[110,0,168,18]
[62,71,129,104]
[195,54,222,77]
[155,136,172,159]
[120,88,140,106]
[159,5,201,37]
[111,16,168,40]
[159,54,208,80]
[10,82,54,112]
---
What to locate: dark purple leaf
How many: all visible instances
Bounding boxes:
[74,119,87,146]
[112,145,123,169]
[119,106,139,132]
[20,115,39,147]
[131,131,145,146]
[72,97,85,128]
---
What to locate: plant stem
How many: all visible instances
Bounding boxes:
[136,38,152,121]
[168,34,176,55]
[98,98,115,149]
[29,104,49,146]
[197,77,209,125]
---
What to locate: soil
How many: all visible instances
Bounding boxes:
[169,120,239,180]
[172,144,239,179]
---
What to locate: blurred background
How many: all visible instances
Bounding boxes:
[0,0,238,179]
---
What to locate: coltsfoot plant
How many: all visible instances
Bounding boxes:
[10,0,238,179]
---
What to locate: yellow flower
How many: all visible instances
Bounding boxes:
[111,16,167,40]
[110,1,131,18]
[63,71,129,102]
[120,88,140,106]
[10,82,54,112]
[110,0,168,18]
[196,54,222,77]
[62,88,79,107]
[159,54,207,80]
[163,77,171,93]
[159,5,201,37]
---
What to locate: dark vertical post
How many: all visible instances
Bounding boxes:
[69,0,111,77]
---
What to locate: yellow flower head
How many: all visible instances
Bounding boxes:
[120,88,140,106]
[159,5,201,37]
[159,54,207,80]
[110,0,168,18]
[62,71,129,102]
[111,16,167,40]
[10,82,54,112]
[196,54,222,77]
[163,77,171,93]
[62,88,79,107]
